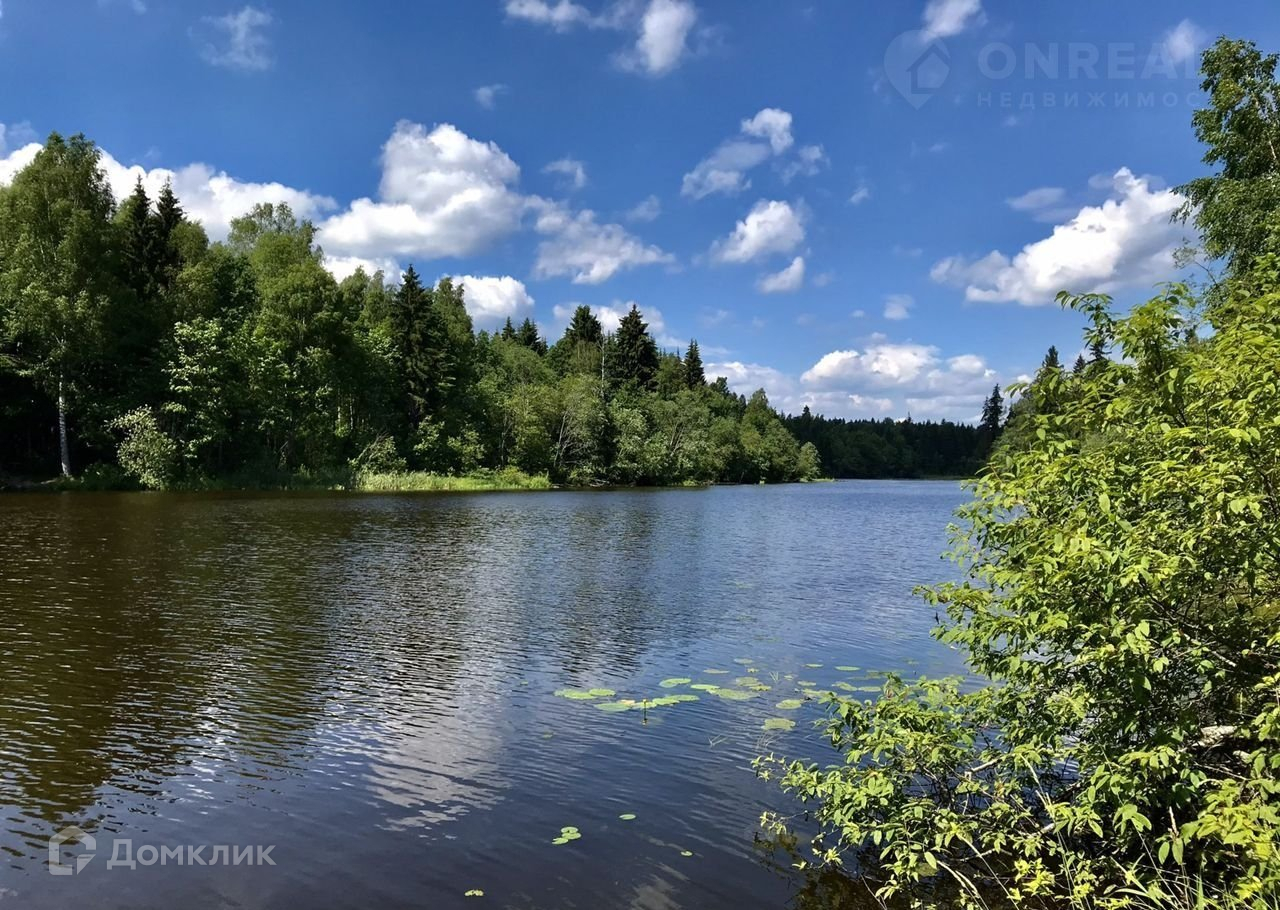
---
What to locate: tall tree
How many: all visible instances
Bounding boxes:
[980,385,1004,440]
[684,338,705,388]
[390,265,439,429]
[1177,37,1280,273]
[516,317,545,355]
[611,304,659,389]
[1041,345,1061,371]
[0,133,118,476]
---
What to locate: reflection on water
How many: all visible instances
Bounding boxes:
[0,482,967,909]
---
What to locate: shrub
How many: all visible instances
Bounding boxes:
[758,276,1280,909]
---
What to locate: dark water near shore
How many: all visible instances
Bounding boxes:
[0,481,968,909]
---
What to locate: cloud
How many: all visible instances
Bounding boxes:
[1006,186,1065,211]
[849,182,871,205]
[503,0,598,30]
[626,194,662,222]
[619,0,699,76]
[456,275,536,328]
[882,293,913,320]
[921,0,984,41]
[781,145,829,183]
[474,84,508,109]
[1160,19,1206,65]
[543,157,588,190]
[682,107,816,199]
[757,256,805,294]
[711,199,805,264]
[507,0,700,76]
[533,202,674,284]
[195,6,274,72]
[931,168,1185,305]
[318,121,526,262]
[0,121,37,157]
[740,108,795,154]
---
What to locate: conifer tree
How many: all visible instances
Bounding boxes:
[980,385,1004,439]
[501,317,517,341]
[684,339,705,388]
[611,304,659,389]
[516,317,545,355]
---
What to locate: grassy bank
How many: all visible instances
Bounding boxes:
[351,469,553,493]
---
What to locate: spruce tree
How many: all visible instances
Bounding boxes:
[1042,345,1061,371]
[391,266,439,427]
[980,385,1004,438]
[612,304,659,389]
[1073,354,1087,375]
[516,317,545,355]
[684,339,705,388]
[501,317,517,341]
[563,305,603,347]
[120,177,158,301]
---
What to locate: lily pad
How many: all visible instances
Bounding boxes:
[619,813,637,821]
[555,688,614,700]
[659,678,692,689]
[802,689,824,699]
[552,826,582,844]
[734,676,762,687]
[776,699,804,710]
[704,668,729,675]
[797,680,817,687]
[465,889,484,897]
[804,663,823,669]
[762,717,797,731]
[733,658,755,666]
[690,683,721,692]
[680,850,694,857]
[650,694,699,707]
[836,665,860,672]
[712,688,757,701]
[595,701,635,713]
[833,681,858,692]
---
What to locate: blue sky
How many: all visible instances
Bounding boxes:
[2,0,1277,421]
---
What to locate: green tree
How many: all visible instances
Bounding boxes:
[1177,38,1280,274]
[760,280,1280,909]
[0,133,119,476]
[609,303,659,389]
[684,339,705,388]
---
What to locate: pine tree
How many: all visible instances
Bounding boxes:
[611,304,659,389]
[684,339,705,388]
[563,305,603,347]
[516,317,546,355]
[1073,354,1087,375]
[500,317,517,341]
[120,177,158,301]
[1042,345,1061,371]
[980,385,1004,438]
[391,266,441,427]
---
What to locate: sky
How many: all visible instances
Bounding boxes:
[1,0,1277,422]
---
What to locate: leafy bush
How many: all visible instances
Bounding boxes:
[111,407,177,490]
[758,276,1280,909]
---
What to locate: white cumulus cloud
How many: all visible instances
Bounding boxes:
[533,202,673,284]
[683,108,825,199]
[711,199,805,264]
[883,294,913,321]
[507,0,700,76]
[931,168,1185,305]
[757,256,806,294]
[921,0,984,41]
[456,275,536,328]
[1159,19,1207,65]
[543,157,588,190]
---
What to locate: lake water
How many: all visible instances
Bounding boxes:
[0,481,968,909]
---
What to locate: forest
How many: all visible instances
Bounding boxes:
[0,140,825,490]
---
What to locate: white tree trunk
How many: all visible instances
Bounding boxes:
[57,376,72,478]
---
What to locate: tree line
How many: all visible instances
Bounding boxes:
[0,135,822,489]
[784,408,996,479]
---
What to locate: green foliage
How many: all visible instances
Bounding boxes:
[111,406,177,490]
[758,279,1280,909]
[1177,38,1280,275]
[788,406,991,479]
[0,132,819,489]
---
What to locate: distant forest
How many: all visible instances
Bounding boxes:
[784,407,997,479]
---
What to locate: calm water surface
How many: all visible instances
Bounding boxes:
[0,481,968,909]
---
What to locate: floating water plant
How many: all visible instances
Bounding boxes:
[797,680,817,687]
[704,669,729,675]
[465,890,484,897]
[552,826,582,845]
[712,688,757,701]
[775,699,803,710]
[835,665,859,672]
[659,678,691,688]
[554,688,615,700]
[762,717,797,731]
[619,813,636,821]
[689,683,721,692]
[595,701,635,713]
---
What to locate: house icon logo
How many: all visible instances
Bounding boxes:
[48,826,96,876]
[884,31,951,108]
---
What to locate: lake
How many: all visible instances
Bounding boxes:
[0,481,969,909]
